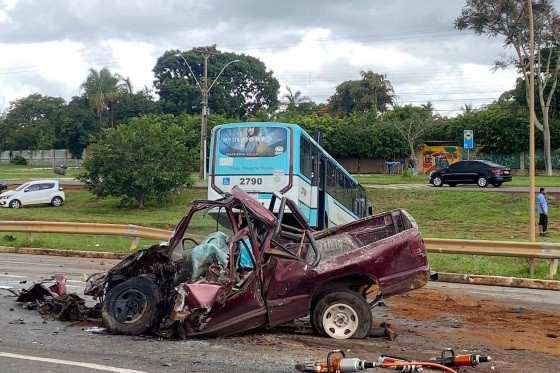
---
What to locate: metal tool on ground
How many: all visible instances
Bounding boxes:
[429,348,491,368]
[295,348,492,373]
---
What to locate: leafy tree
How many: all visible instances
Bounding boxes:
[81,67,132,128]
[1,94,66,151]
[384,104,441,173]
[455,0,560,175]
[280,86,317,116]
[78,115,195,208]
[154,48,280,118]
[112,88,160,125]
[58,96,100,158]
[327,71,395,117]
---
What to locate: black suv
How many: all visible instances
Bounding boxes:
[0,181,7,192]
[429,160,512,188]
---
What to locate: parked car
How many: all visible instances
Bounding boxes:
[429,160,512,188]
[0,181,7,192]
[0,180,65,208]
[86,186,431,340]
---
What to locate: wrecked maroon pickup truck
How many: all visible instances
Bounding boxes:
[86,186,430,339]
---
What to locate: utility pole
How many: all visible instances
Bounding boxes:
[179,46,239,181]
[528,0,537,275]
[193,46,220,180]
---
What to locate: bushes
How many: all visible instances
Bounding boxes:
[10,155,27,165]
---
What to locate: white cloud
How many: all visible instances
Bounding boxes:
[0,0,526,116]
[101,40,156,92]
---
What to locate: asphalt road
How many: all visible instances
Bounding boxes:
[0,253,559,372]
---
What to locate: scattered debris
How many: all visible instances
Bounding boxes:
[2,235,16,242]
[16,275,99,322]
[0,285,20,297]
[546,333,558,339]
[85,326,107,334]
[368,322,398,340]
[509,306,526,314]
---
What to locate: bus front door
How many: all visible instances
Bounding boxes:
[316,154,327,230]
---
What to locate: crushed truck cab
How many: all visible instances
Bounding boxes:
[87,186,430,339]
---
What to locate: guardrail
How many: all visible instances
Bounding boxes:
[0,221,172,251]
[424,238,559,278]
[0,221,558,278]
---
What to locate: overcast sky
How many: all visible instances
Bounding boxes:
[0,0,524,116]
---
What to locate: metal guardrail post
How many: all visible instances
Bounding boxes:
[424,238,560,279]
[130,237,141,251]
[551,259,559,278]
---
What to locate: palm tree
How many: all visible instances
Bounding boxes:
[81,68,132,128]
[281,86,316,115]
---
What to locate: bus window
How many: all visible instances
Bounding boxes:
[327,161,336,195]
[300,136,312,181]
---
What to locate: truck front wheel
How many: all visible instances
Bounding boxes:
[102,276,162,335]
[311,289,372,339]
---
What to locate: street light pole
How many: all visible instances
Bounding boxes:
[201,59,240,181]
[179,48,239,180]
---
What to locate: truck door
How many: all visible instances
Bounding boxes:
[181,228,267,337]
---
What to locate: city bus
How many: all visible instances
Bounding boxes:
[208,122,371,229]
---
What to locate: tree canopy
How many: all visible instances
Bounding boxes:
[456,0,560,174]
[153,48,280,118]
[327,71,395,117]
[78,114,196,208]
[0,94,66,151]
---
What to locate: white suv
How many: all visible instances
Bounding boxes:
[0,180,65,209]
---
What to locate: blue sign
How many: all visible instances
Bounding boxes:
[463,130,474,149]
[222,177,230,185]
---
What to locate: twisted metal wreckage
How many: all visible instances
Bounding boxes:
[16,187,432,340]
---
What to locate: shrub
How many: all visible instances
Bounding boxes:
[10,155,27,165]
[401,169,414,178]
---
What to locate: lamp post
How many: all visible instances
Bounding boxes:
[179,53,239,180]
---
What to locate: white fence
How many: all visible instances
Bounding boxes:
[0,149,84,166]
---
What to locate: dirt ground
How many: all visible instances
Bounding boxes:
[211,286,560,373]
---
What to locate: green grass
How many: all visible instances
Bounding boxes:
[0,183,558,280]
[1,188,208,253]
[0,165,83,180]
[354,173,560,187]
[367,188,559,280]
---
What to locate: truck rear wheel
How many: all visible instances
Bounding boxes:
[311,289,372,339]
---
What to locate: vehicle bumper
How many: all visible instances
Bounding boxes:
[489,176,512,182]
[377,265,431,296]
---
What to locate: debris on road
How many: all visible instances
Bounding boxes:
[16,274,98,321]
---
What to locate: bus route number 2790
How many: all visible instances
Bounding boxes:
[239,177,263,186]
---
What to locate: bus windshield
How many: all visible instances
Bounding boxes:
[218,126,287,158]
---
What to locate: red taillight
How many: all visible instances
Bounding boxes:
[491,169,499,174]
[410,237,426,255]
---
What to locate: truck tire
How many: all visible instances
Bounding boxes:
[102,276,162,335]
[311,289,372,339]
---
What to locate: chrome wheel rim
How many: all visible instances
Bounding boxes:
[322,303,359,339]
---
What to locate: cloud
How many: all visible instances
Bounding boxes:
[0,0,523,115]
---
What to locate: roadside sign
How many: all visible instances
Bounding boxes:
[464,130,474,149]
